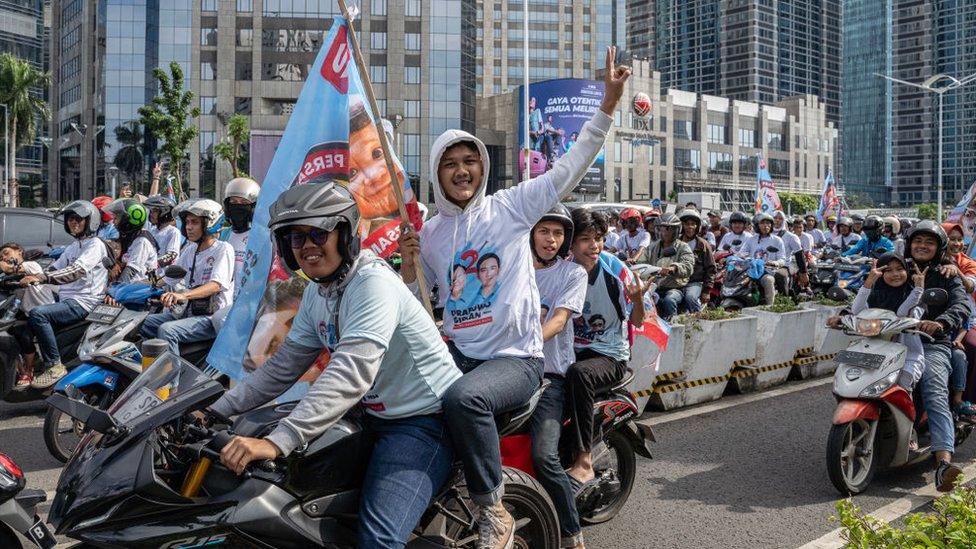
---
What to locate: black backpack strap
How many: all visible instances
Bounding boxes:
[602,268,626,323]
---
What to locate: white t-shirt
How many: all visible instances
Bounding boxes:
[535,259,587,375]
[832,232,861,249]
[718,230,753,253]
[574,266,629,362]
[604,230,620,251]
[122,235,158,280]
[617,229,651,256]
[740,234,786,262]
[171,240,235,312]
[150,224,182,258]
[50,237,109,311]
[779,231,803,259]
[226,230,250,290]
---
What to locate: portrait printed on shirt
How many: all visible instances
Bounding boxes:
[574,290,618,347]
[446,242,502,329]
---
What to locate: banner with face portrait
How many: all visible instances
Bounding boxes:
[946,178,976,246]
[208,16,423,382]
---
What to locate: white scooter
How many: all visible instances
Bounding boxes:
[825,288,974,494]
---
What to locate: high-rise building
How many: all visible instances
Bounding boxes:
[49,0,476,203]
[626,0,655,61]
[647,1,841,123]
[0,0,47,203]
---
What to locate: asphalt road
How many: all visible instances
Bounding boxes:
[2,379,974,548]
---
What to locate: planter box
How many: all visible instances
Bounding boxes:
[732,307,817,393]
[628,324,685,414]
[795,302,852,379]
[648,315,756,411]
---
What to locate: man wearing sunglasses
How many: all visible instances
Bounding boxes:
[208,182,461,548]
[140,198,235,356]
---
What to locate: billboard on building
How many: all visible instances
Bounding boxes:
[518,78,606,194]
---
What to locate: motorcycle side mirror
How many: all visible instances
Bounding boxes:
[767,246,780,253]
[24,249,44,261]
[662,247,677,257]
[922,288,948,307]
[723,244,732,251]
[164,265,188,279]
[616,251,629,261]
[732,239,742,246]
[826,286,849,302]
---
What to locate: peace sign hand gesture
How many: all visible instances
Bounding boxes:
[913,264,928,289]
[600,46,632,116]
[864,259,884,289]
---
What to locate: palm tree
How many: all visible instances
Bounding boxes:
[113,121,145,191]
[0,53,51,207]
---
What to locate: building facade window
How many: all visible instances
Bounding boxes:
[200,96,216,115]
[674,148,700,169]
[405,66,421,84]
[674,119,694,140]
[406,0,421,17]
[768,131,784,150]
[370,65,387,83]
[237,0,253,12]
[405,100,420,118]
[371,0,387,16]
[708,151,732,172]
[405,33,421,51]
[707,124,726,144]
[738,128,755,148]
[370,32,387,50]
[201,0,216,12]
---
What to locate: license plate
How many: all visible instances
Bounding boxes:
[112,386,164,424]
[836,350,885,369]
[86,303,123,324]
[26,517,56,549]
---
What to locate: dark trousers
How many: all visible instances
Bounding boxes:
[528,375,581,539]
[566,348,627,454]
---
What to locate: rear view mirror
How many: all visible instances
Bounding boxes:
[722,244,732,251]
[165,265,188,279]
[826,286,849,302]
[767,246,780,253]
[922,288,948,307]
[24,249,44,261]
[616,251,629,261]
[732,239,742,246]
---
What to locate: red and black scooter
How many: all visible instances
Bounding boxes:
[499,369,655,524]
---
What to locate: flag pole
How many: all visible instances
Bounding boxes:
[337,0,434,317]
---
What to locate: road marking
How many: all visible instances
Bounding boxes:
[795,461,976,549]
[642,376,833,426]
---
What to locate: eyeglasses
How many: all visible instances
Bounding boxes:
[285,228,331,248]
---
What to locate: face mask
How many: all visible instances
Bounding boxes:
[226,202,255,233]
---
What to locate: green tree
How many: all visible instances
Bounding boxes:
[778,191,820,215]
[213,114,250,178]
[112,121,145,190]
[138,62,199,199]
[845,192,875,209]
[0,53,51,207]
[917,203,938,220]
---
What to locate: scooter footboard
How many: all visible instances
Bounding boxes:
[832,399,880,425]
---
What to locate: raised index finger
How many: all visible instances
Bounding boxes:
[606,46,615,73]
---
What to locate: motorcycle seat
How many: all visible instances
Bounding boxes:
[609,368,635,393]
[495,379,550,437]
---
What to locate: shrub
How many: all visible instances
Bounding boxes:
[759,295,800,313]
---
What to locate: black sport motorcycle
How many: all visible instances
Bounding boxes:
[47,354,561,548]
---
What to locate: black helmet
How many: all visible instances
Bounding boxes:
[59,200,100,238]
[729,211,749,225]
[863,215,883,240]
[532,203,574,262]
[268,182,361,283]
[906,220,948,263]
[144,194,176,224]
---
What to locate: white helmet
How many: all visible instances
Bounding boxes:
[224,177,260,203]
[175,198,225,238]
[882,216,901,235]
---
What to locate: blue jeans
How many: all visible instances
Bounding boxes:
[442,344,543,506]
[950,348,968,393]
[682,282,704,313]
[920,344,954,454]
[358,414,454,548]
[28,299,88,369]
[140,312,216,356]
[528,376,582,542]
[656,288,683,319]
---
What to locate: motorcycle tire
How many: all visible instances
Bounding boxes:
[826,421,877,496]
[44,387,106,463]
[0,523,28,549]
[441,467,560,548]
[580,430,637,525]
[0,351,15,401]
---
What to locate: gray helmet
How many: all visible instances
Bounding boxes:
[753,212,774,233]
[656,212,682,228]
[677,208,701,224]
[907,220,948,263]
[836,216,853,228]
[224,177,260,203]
[850,213,865,223]
[268,182,361,282]
[59,200,100,238]
[533,203,574,259]
[144,194,177,224]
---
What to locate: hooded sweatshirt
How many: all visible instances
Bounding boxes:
[413,111,612,360]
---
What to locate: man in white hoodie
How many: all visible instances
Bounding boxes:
[399,47,630,549]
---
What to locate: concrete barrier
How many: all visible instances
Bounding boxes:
[731,307,816,393]
[648,315,756,411]
[795,302,851,379]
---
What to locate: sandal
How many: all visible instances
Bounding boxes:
[953,401,976,418]
[15,372,32,387]
[568,475,600,499]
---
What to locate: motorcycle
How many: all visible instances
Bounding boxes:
[808,255,837,296]
[0,452,56,548]
[501,368,654,524]
[708,246,736,305]
[825,289,975,495]
[719,256,767,310]
[827,255,872,300]
[46,353,562,547]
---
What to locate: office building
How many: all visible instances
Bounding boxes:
[645,1,841,123]
[0,0,46,204]
[477,60,837,210]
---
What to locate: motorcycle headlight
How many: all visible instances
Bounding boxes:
[856,318,886,337]
[860,370,900,398]
[77,338,98,360]
[837,279,849,289]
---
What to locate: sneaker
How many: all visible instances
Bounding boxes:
[934,460,962,492]
[31,363,67,390]
[15,372,33,387]
[476,501,515,549]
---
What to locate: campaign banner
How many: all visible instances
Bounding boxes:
[518,78,606,193]
[754,154,782,214]
[816,170,839,222]
[946,178,976,245]
[208,16,422,382]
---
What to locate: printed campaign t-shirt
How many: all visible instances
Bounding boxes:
[151,224,182,258]
[536,259,587,375]
[288,255,461,418]
[617,229,651,256]
[718,230,753,253]
[122,235,158,280]
[574,267,629,362]
[51,237,108,311]
[172,240,235,311]
[225,230,250,290]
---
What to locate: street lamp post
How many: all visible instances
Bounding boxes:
[1,104,8,207]
[875,71,976,222]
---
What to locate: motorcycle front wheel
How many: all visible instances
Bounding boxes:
[580,430,637,525]
[43,387,108,463]
[826,420,877,495]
